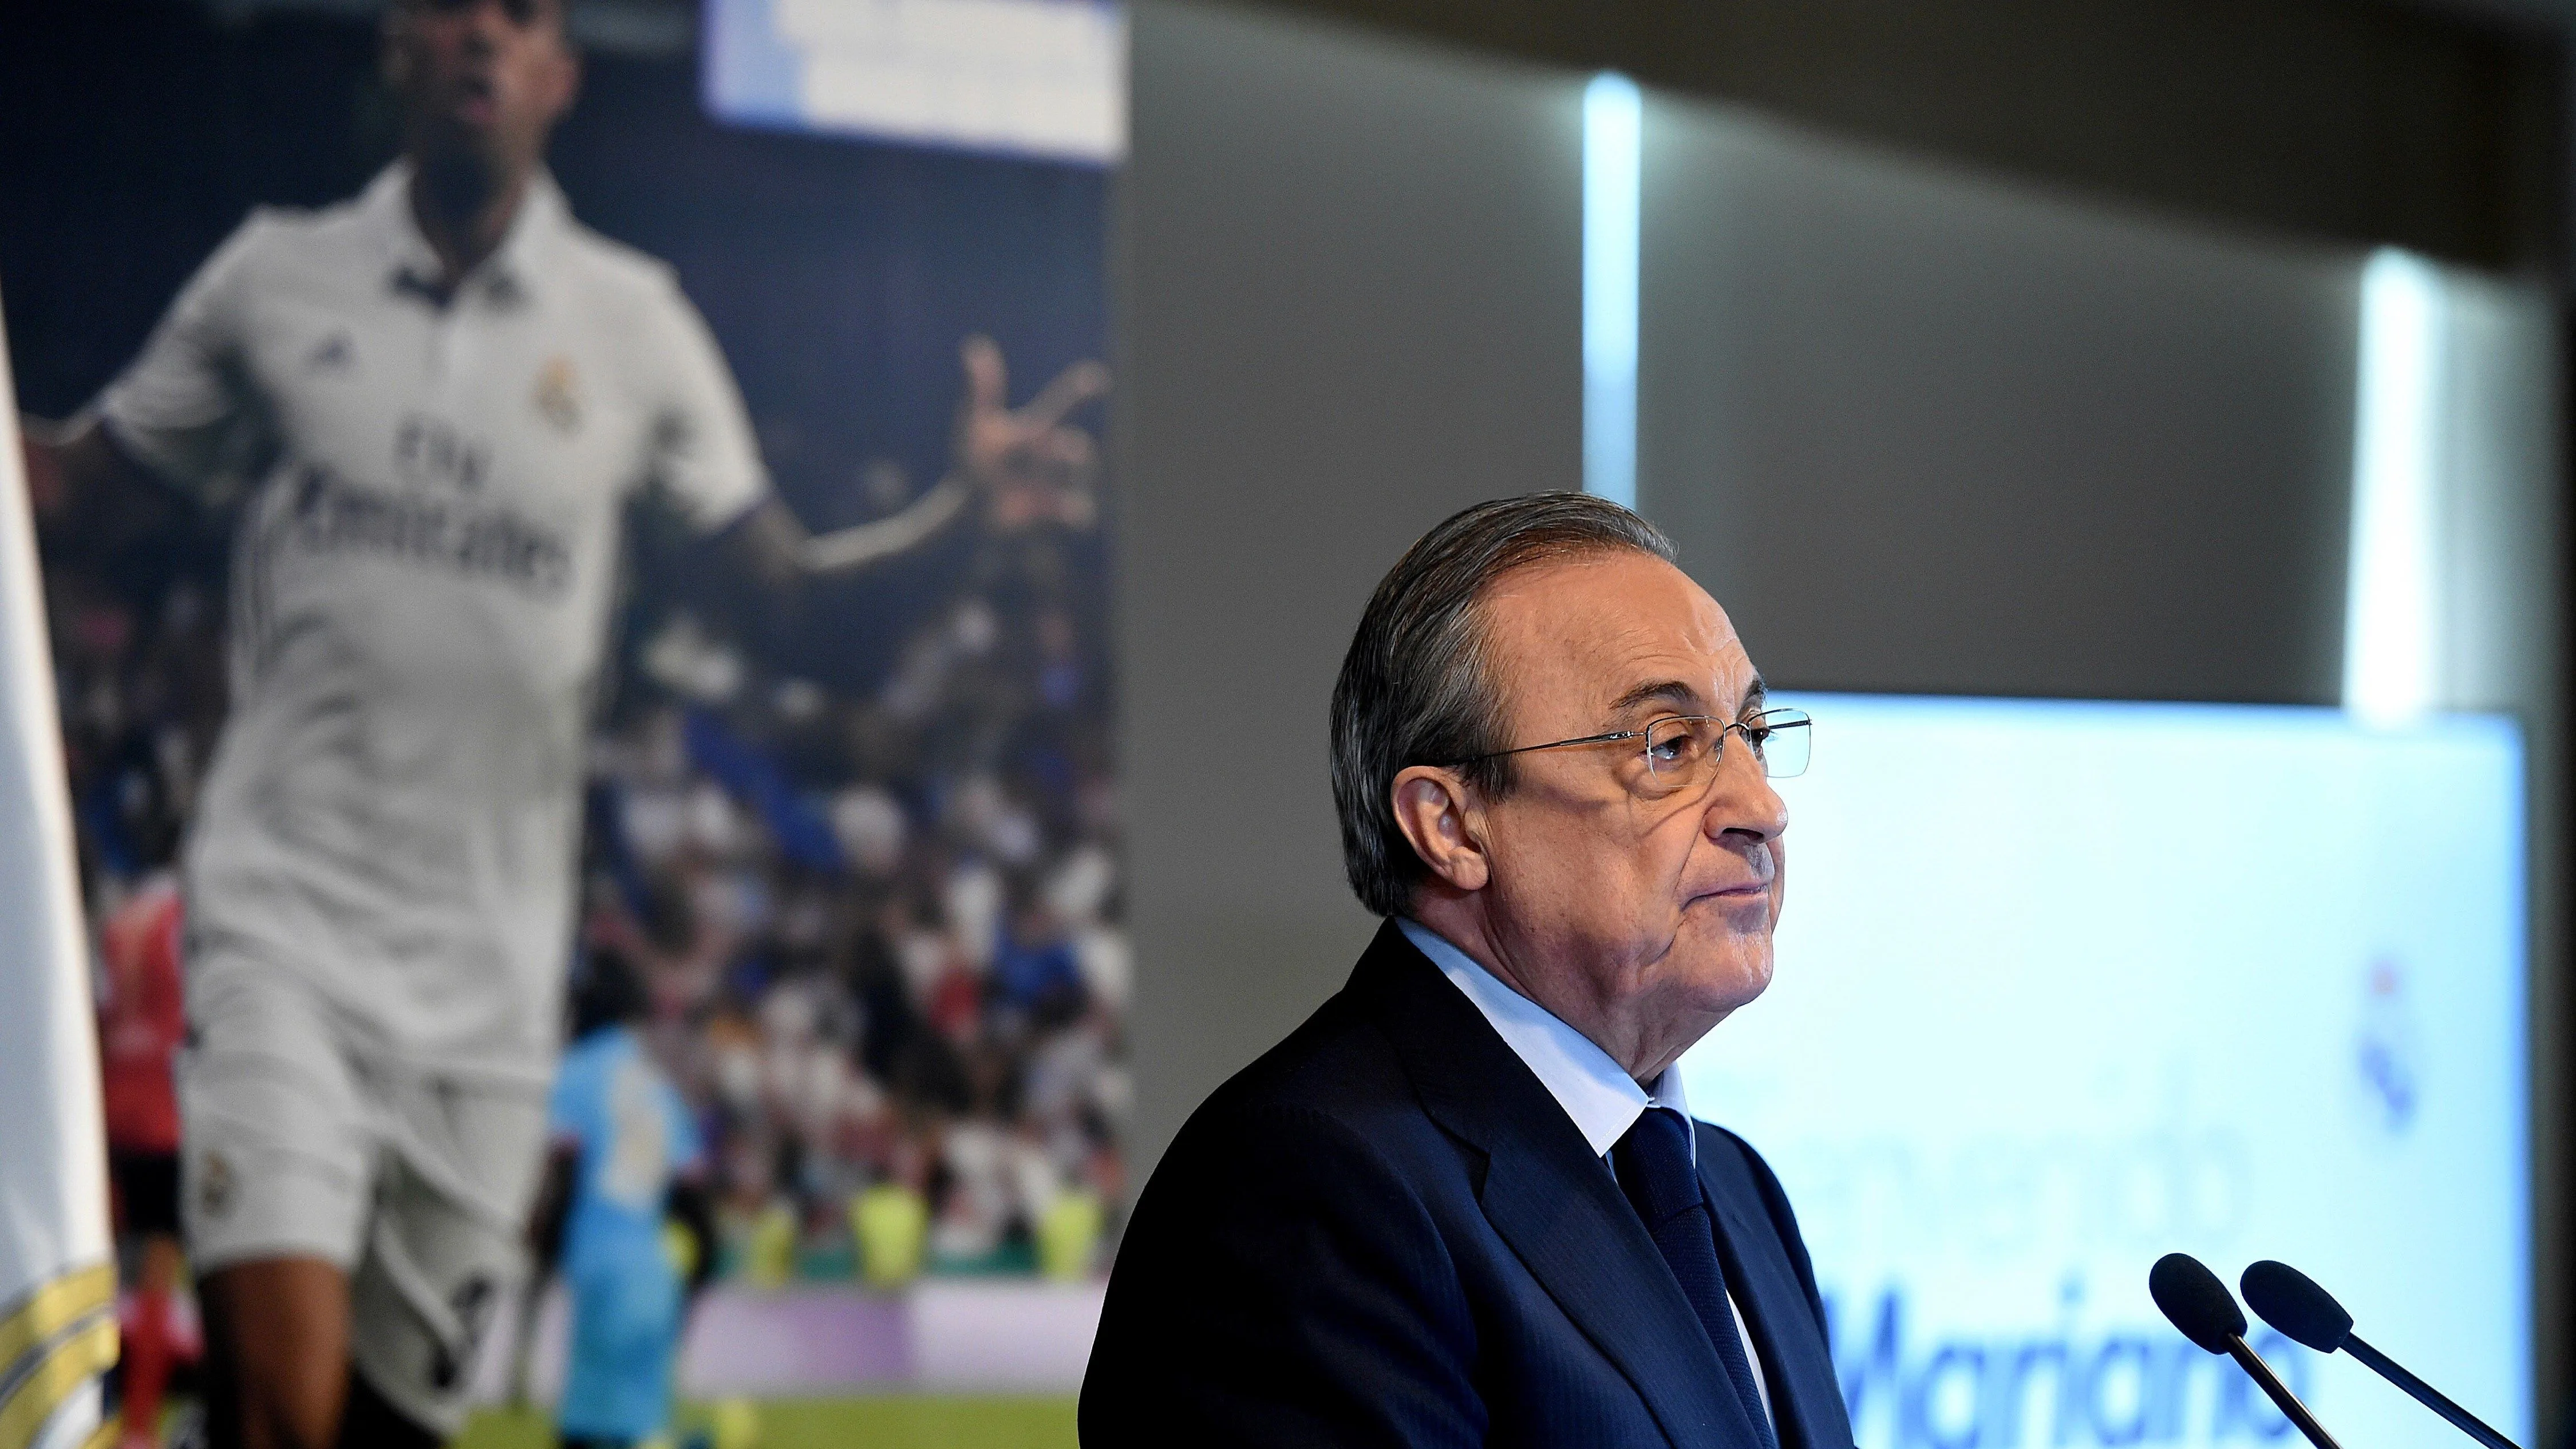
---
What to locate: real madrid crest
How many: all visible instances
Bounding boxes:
[197,1148,236,1219]
[534,355,582,432]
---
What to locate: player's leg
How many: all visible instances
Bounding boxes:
[346,1076,550,1446]
[178,970,376,1449]
[112,1150,188,1449]
[198,1258,350,1449]
[556,1251,684,1449]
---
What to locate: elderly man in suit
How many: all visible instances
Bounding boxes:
[1082,493,1846,1448]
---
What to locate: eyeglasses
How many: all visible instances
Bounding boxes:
[1452,708,1812,796]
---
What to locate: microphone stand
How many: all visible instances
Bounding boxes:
[2222,1334,2341,1449]
[2342,1334,2521,1449]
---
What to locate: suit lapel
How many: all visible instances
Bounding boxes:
[1350,925,1763,1449]
[1702,1142,1850,1449]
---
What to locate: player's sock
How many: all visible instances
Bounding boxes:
[120,1286,175,1448]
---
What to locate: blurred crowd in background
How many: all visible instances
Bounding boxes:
[59,428,1128,1290]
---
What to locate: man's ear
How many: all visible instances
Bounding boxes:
[1390,766,1489,893]
[543,38,583,123]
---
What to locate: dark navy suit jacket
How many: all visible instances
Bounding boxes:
[1081,921,1855,1448]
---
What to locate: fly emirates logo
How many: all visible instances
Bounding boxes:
[287,461,570,598]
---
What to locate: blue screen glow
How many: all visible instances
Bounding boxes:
[1678,694,2528,1449]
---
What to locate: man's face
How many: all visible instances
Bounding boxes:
[1469,551,1789,1037]
[386,0,578,181]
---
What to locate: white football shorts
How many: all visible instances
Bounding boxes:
[177,965,548,1435]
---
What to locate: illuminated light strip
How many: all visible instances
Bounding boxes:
[1582,72,1642,510]
[2344,248,2447,728]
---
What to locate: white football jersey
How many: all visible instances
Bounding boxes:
[96,163,767,1081]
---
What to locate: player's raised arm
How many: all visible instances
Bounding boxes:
[730,335,1108,584]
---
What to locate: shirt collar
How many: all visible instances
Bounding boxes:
[362,159,566,306]
[1398,918,1692,1163]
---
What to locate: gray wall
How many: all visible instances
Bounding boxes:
[1635,101,2364,704]
[1212,0,2564,277]
[1118,0,1583,1175]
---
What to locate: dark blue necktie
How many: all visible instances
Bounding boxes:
[1614,1107,1776,1446]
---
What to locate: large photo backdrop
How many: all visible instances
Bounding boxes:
[3,0,1119,1406]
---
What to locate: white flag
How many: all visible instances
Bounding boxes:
[0,287,118,1449]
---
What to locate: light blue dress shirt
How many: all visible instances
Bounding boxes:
[1400,918,1773,1426]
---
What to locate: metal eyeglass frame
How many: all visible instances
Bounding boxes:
[1448,706,1812,780]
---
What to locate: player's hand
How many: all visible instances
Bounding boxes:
[17,421,69,517]
[952,335,1107,515]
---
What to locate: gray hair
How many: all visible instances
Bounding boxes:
[1330,492,1677,918]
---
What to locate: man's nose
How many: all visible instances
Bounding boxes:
[1702,738,1788,844]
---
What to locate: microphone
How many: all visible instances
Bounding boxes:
[2150,1253,2342,1449]
[2243,1260,2523,1449]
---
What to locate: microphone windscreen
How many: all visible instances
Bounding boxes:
[2150,1252,2247,1353]
[2241,1260,2354,1353]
